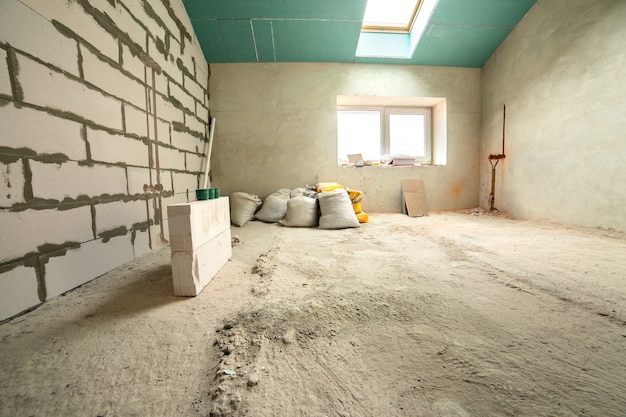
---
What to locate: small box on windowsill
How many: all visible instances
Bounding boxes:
[392,155,416,166]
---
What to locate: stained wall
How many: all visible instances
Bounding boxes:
[0,0,210,321]
[480,0,626,231]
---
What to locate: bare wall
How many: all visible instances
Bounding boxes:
[481,0,626,231]
[0,0,210,321]
[209,63,481,213]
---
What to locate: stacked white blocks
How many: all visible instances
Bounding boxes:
[167,198,232,296]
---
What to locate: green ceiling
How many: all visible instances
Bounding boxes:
[182,0,536,67]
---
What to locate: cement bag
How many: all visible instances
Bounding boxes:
[318,189,360,229]
[230,192,262,227]
[255,189,291,223]
[279,196,318,227]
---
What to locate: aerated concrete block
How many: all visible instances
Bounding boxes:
[0,0,80,76]
[45,235,134,299]
[171,228,232,296]
[0,48,12,97]
[168,197,230,252]
[0,265,41,321]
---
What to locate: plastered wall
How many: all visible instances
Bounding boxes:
[209,63,481,213]
[0,0,210,321]
[481,0,626,232]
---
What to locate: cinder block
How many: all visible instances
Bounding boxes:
[121,43,147,83]
[87,127,149,167]
[157,144,185,170]
[171,227,232,296]
[156,94,184,124]
[184,73,204,103]
[169,0,195,42]
[0,265,41,321]
[17,54,123,130]
[185,113,207,136]
[20,0,118,61]
[147,0,181,41]
[189,36,209,87]
[0,207,93,264]
[0,48,12,97]
[29,160,128,201]
[172,129,200,153]
[186,153,203,174]
[147,37,182,84]
[168,197,230,252]
[45,235,134,299]
[81,46,146,110]
[95,199,148,234]
[132,228,151,258]
[0,0,80,76]
[156,169,173,192]
[169,81,195,113]
[0,160,26,207]
[120,1,166,42]
[147,118,171,146]
[172,171,199,194]
[90,0,147,55]
[126,166,151,195]
[196,102,209,124]
[0,103,85,160]
[124,104,148,137]
[175,38,195,78]
[150,223,170,251]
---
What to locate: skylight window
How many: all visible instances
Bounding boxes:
[362,0,420,33]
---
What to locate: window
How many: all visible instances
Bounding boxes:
[337,106,432,166]
[356,0,439,59]
[362,0,420,33]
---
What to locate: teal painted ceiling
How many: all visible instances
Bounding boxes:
[182,0,536,67]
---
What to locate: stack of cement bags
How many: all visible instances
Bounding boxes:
[230,183,367,229]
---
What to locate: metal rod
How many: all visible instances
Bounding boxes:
[502,104,506,155]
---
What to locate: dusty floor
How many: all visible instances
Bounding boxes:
[1,212,625,417]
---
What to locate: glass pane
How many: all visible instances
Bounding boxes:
[389,114,425,157]
[337,111,381,164]
[363,0,419,28]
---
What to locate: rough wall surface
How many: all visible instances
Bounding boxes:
[481,0,626,231]
[209,63,481,213]
[0,0,210,321]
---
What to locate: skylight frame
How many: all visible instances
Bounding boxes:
[361,0,424,34]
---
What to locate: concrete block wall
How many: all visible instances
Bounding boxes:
[0,0,211,321]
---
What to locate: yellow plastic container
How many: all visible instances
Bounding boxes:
[316,182,344,193]
[356,212,369,223]
[352,202,362,214]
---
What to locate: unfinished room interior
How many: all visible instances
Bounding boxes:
[0,0,625,415]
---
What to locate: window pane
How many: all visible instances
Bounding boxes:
[362,0,419,28]
[389,114,425,157]
[337,111,381,163]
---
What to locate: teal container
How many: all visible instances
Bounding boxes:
[196,188,210,200]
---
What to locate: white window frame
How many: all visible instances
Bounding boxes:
[337,105,433,166]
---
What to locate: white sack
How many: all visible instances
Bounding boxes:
[279,196,318,227]
[230,192,262,227]
[318,189,360,229]
[255,189,291,223]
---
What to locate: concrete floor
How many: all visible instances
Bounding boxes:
[1,212,625,417]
